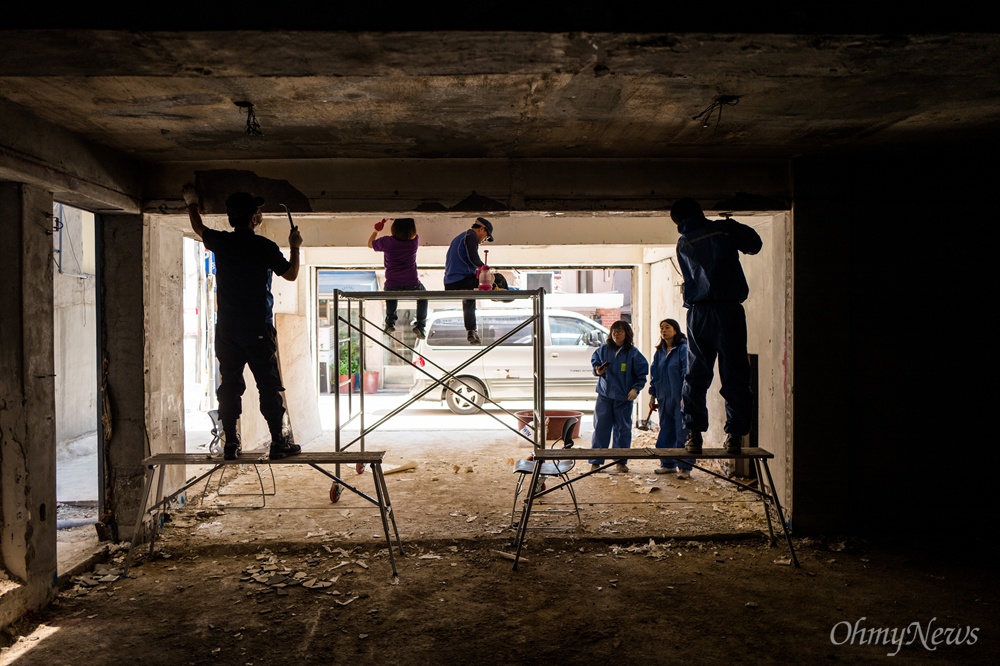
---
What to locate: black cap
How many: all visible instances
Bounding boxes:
[475,217,494,242]
[225,192,265,217]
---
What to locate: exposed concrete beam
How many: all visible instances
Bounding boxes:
[0,98,142,214]
[165,213,680,249]
[165,210,786,268]
[4,5,998,33]
[146,159,791,215]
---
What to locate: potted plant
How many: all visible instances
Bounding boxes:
[337,343,360,392]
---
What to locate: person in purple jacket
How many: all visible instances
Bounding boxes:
[369,217,428,339]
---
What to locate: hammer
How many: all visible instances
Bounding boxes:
[279,203,297,230]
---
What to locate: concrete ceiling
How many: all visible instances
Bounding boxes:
[1,8,998,215]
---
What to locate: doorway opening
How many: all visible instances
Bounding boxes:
[182,235,218,454]
[52,203,99,572]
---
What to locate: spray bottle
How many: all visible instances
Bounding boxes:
[477,249,494,290]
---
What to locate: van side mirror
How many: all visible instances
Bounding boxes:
[584,331,605,347]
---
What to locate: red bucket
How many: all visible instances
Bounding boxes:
[514,410,583,440]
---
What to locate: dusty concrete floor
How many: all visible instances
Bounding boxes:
[20,396,996,665]
[56,394,755,575]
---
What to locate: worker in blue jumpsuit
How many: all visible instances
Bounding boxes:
[590,320,648,474]
[648,318,694,478]
[670,197,762,455]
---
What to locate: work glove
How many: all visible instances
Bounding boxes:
[182,184,199,206]
[374,218,386,231]
[627,388,638,401]
[289,227,303,249]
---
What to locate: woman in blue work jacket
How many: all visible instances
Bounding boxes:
[590,320,648,474]
[648,318,694,478]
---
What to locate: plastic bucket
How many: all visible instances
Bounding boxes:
[514,410,583,440]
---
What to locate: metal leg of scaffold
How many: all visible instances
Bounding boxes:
[511,459,545,570]
[752,458,778,546]
[123,464,156,577]
[759,458,800,568]
[369,463,402,577]
[148,464,167,560]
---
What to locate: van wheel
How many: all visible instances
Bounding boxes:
[446,377,487,415]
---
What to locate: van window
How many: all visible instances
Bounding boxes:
[482,314,533,346]
[426,313,533,347]
[550,316,599,346]
[425,316,469,346]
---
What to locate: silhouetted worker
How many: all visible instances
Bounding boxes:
[183,184,303,460]
[443,217,494,344]
[670,198,762,455]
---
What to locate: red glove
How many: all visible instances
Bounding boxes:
[374,218,386,231]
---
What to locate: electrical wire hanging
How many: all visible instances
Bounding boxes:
[235,101,263,136]
[692,94,742,134]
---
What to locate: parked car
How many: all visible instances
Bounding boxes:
[411,308,608,414]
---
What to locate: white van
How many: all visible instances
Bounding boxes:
[410,308,609,414]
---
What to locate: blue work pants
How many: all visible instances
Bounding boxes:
[682,302,753,436]
[656,404,693,470]
[589,395,633,465]
[443,274,479,332]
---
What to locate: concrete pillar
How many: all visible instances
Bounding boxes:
[0,182,58,626]
[98,214,186,542]
[739,214,789,502]
[790,151,992,536]
[783,189,846,533]
[97,213,148,542]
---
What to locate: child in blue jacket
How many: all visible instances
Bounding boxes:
[648,318,694,478]
[590,320,648,473]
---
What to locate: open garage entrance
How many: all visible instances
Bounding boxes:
[170,208,790,513]
[51,203,101,575]
[48,207,789,584]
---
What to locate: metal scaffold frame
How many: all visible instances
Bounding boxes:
[331,288,549,468]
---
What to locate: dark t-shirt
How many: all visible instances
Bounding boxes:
[203,227,291,325]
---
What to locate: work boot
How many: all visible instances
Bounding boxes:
[384,321,396,333]
[467,330,481,345]
[223,438,242,461]
[269,435,302,460]
[684,431,703,454]
[412,324,426,340]
[724,432,743,455]
[616,463,630,474]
